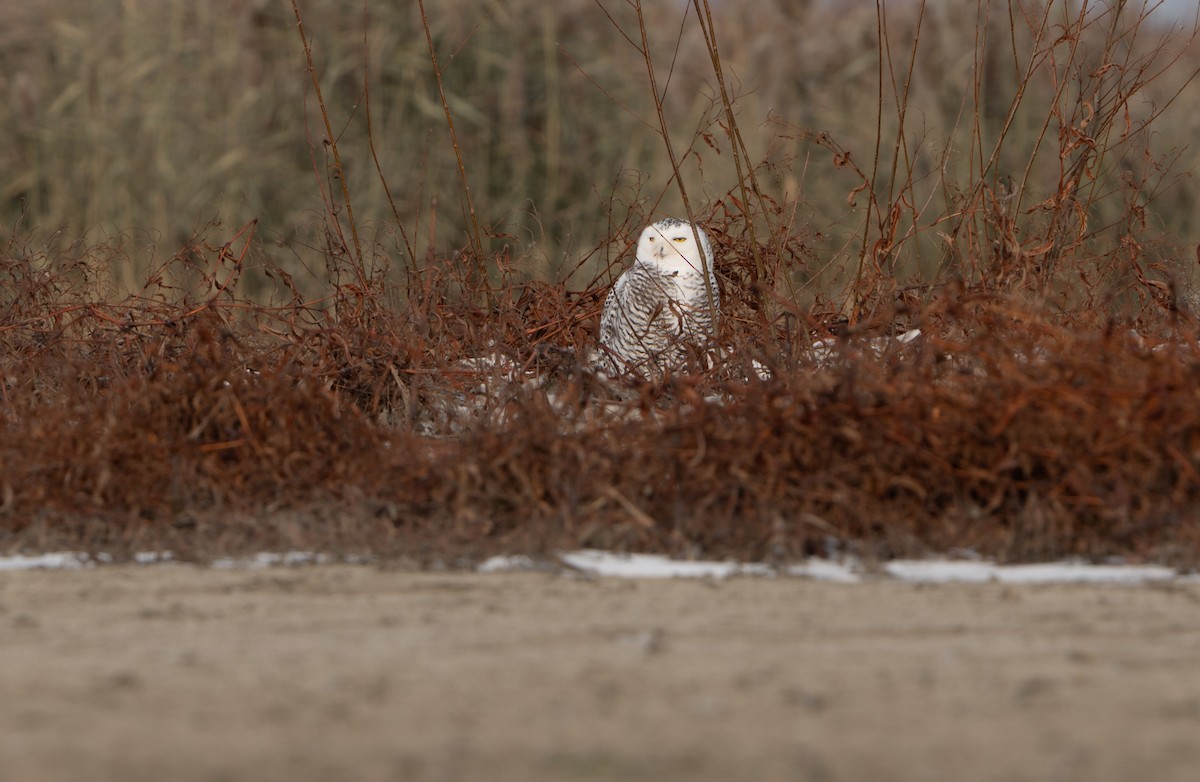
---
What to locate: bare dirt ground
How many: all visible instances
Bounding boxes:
[3,564,1199,782]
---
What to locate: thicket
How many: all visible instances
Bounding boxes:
[1,0,1199,565]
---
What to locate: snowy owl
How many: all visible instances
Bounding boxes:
[597,218,720,378]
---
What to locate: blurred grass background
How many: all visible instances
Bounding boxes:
[1,0,1197,300]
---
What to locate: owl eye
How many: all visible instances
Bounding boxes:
[673,237,687,243]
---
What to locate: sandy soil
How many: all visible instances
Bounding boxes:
[2,564,1199,782]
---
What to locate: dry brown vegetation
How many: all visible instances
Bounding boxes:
[2,1,1200,564]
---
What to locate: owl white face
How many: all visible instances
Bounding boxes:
[637,219,713,276]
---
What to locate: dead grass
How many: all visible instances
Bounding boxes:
[2,1,1199,565]
[2,221,1198,565]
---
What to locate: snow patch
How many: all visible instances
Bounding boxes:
[559,551,1181,584]
[0,552,90,571]
[477,555,539,573]
[210,552,337,569]
[0,549,1188,585]
[884,559,1177,584]
[786,558,862,583]
[560,550,772,580]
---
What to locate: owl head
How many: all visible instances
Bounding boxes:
[636,218,715,278]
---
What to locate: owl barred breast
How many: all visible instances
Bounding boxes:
[598,218,720,378]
